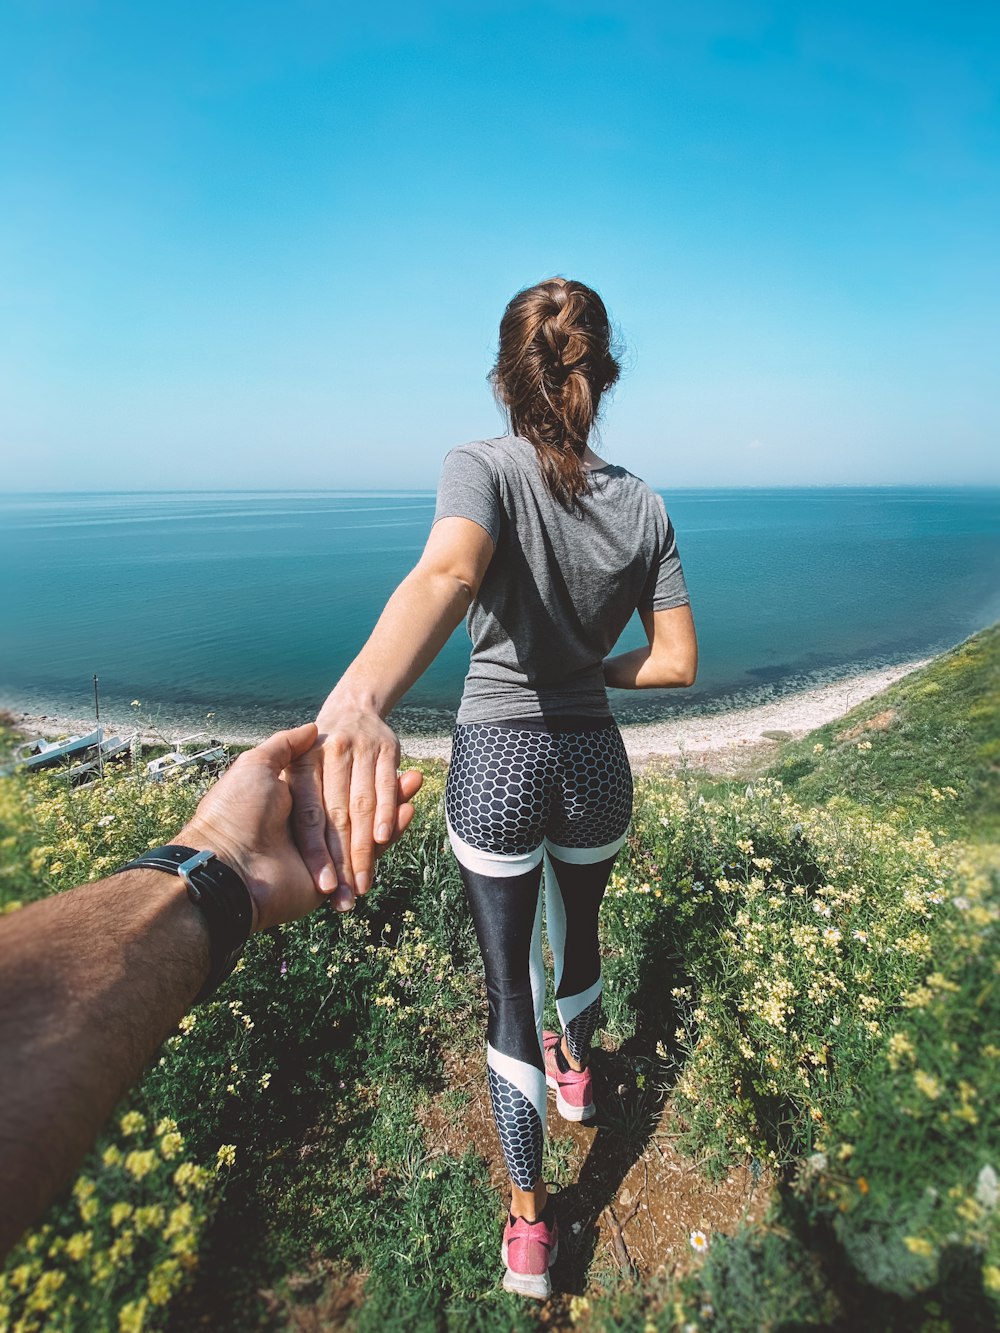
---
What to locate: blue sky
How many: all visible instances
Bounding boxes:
[2,1,998,489]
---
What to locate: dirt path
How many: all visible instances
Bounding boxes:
[418,1043,770,1319]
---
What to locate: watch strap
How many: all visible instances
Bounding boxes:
[115,843,253,1002]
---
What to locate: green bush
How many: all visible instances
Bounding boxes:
[2,626,997,1330]
[605,773,959,1173]
[0,1114,225,1332]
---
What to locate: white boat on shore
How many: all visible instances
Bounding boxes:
[145,742,226,782]
[68,732,139,782]
[13,728,104,772]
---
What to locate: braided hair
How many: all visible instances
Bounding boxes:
[490,277,621,508]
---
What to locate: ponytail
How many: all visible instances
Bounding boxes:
[490,277,621,507]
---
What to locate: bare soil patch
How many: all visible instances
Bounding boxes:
[258,1267,366,1331]
[418,1043,771,1322]
[640,737,782,779]
[836,707,898,742]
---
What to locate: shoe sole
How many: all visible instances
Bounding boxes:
[501,1239,558,1299]
[546,1074,595,1122]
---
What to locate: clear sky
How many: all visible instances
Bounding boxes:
[2,1,998,490]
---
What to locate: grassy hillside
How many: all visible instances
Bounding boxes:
[774,623,1000,842]
[0,628,997,1331]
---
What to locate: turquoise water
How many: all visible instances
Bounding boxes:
[1,488,998,735]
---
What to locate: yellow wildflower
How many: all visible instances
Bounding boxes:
[65,1231,92,1261]
[887,1032,916,1070]
[120,1110,146,1136]
[903,1236,934,1258]
[569,1295,591,1321]
[119,1297,149,1333]
[173,1161,209,1192]
[124,1149,157,1179]
[148,1258,182,1306]
[913,1070,941,1100]
[164,1203,194,1239]
[134,1205,165,1232]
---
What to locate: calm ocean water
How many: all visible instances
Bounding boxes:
[1,488,998,736]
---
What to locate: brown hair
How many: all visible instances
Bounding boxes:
[490,277,621,507]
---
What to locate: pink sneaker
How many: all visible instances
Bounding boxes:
[543,1030,595,1121]
[501,1207,559,1299]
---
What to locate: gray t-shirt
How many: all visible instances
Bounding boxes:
[434,435,690,724]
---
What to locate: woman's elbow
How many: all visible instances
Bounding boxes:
[649,654,697,688]
[670,660,697,688]
[676,662,698,688]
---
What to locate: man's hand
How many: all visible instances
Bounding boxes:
[179,722,423,931]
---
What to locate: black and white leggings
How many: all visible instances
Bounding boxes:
[445,717,633,1189]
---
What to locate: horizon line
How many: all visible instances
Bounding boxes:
[2,482,1000,498]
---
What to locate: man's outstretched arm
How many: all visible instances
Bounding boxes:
[0,723,422,1260]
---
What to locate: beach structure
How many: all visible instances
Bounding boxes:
[145,741,226,782]
[12,728,104,772]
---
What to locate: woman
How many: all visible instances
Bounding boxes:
[289,277,697,1299]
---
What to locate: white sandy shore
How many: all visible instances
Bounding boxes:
[5,660,927,773]
[392,660,927,768]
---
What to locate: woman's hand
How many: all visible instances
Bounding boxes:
[287,704,422,911]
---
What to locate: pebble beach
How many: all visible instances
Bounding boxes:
[7,659,927,774]
[394,659,927,770]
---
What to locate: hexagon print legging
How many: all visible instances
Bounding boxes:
[445,717,633,1189]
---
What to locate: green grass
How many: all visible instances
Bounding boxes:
[774,623,1000,842]
[1,625,998,1331]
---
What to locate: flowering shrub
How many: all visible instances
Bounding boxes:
[0,1114,226,1332]
[604,774,961,1171]
[1,627,996,1330]
[0,762,482,1327]
[799,848,1000,1309]
[0,765,208,912]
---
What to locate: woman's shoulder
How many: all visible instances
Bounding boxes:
[444,435,525,473]
[596,461,666,504]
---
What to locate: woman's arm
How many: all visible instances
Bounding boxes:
[288,516,495,909]
[603,604,698,689]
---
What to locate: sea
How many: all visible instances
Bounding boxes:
[1,488,998,738]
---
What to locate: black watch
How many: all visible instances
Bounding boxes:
[114,844,253,1003]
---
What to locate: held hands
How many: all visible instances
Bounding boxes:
[287,704,414,911]
[180,722,422,931]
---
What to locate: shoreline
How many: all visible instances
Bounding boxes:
[4,659,927,772]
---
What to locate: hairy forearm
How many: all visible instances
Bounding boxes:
[320,566,473,719]
[0,872,209,1259]
[603,646,697,690]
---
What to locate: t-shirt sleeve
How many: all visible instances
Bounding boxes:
[433,445,502,545]
[639,495,690,612]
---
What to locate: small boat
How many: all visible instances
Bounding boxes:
[67,731,139,782]
[13,728,104,772]
[145,744,227,782]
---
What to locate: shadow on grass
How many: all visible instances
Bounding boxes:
[550,1004,688,1301]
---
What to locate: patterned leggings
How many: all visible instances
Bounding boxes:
[445,717,633,1189]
